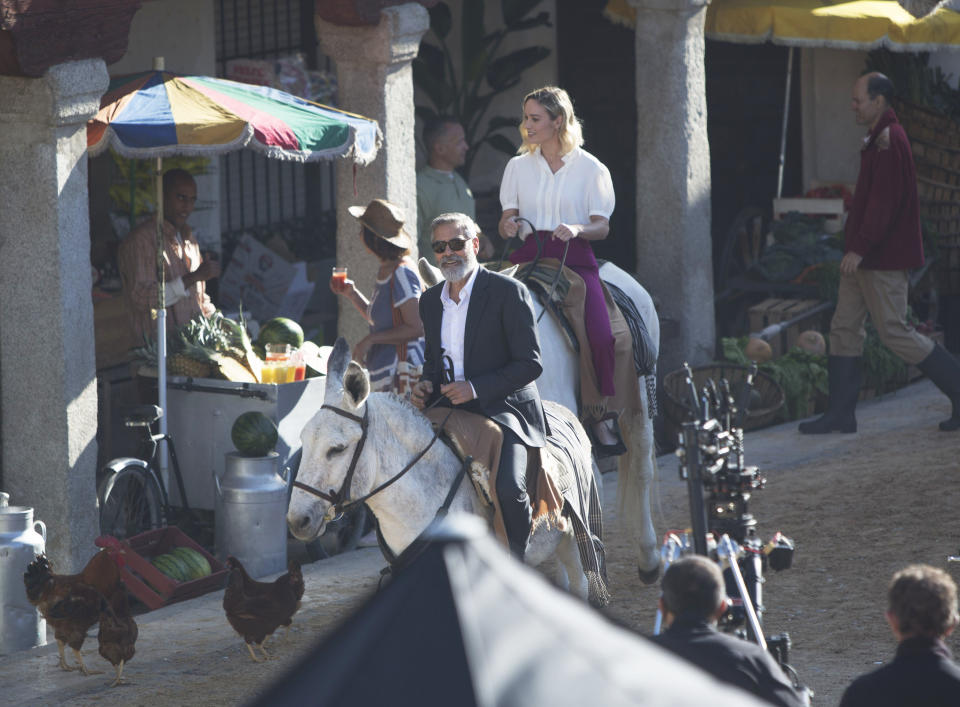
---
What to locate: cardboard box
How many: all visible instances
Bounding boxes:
[748,298,829,357]
[219,234,316,323]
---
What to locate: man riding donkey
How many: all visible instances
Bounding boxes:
[411,212,548,560]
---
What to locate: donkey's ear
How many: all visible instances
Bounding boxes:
[342,361,370,408]
[418,257,442,287]
[326,337,351,383]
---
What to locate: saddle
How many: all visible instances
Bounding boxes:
[511,259,648,420]
[424,406,609,605]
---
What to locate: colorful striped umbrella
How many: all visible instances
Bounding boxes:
[87,63,381,472]
[88,69,381,164]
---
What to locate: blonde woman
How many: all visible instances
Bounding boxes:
[497,86,621,453]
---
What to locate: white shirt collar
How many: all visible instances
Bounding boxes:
[440,264,480,306]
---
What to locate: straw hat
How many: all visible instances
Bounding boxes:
[348,199,412,250]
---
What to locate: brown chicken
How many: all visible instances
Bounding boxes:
[23,537,125,674]
[222,556,304,662]
[98,584,138,687]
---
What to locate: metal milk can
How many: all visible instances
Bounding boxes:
[215,452,288,578]
[0,505,46,654]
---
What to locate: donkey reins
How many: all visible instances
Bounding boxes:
[292,402,453,517]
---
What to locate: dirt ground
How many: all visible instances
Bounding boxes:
[3,379,958,706]
[601,379,960,705]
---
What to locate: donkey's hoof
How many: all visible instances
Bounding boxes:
[637,560,661,585]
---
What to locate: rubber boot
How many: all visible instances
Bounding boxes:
[798,355,861,434]
[916,344,960,432]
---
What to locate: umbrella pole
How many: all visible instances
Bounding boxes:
[776,47,795,199]
[155,155,169,493]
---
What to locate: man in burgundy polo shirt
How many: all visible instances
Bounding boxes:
[799,72,960,434]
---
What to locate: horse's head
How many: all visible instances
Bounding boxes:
[287,337,374,541]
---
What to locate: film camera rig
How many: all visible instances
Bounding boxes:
[659,362,809,695]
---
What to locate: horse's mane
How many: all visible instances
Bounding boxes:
[367,390,436,440]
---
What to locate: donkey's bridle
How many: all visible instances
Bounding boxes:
[291,402,451,518]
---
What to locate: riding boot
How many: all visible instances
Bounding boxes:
[916,344,960,432]
[496,431,532,561]
[798,355,861,434]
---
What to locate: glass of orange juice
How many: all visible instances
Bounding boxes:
[264,344,292,384]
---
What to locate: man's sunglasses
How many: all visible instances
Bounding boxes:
[431,238,470,254]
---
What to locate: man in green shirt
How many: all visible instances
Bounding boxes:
[417,118,493,261]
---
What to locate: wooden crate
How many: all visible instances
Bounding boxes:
[99,526,228,610]
[773,197,845,233]
[748,298,829,357]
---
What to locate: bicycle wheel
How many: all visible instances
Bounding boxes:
[98,461,167,540]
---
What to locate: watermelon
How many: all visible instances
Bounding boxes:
[257,317,304,349]
[171,547,211,579]
[231,411,279,457]
[152,553,189,582]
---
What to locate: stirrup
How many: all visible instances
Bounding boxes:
[585,412,627,459]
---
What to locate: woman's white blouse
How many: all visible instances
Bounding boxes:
[499,146,615,230]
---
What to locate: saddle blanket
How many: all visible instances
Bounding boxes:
[425,406,609,605]
[517,259,641,420]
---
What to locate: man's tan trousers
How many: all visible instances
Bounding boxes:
[829,268,934,364]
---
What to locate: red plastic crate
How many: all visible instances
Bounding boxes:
[100,527,228,610]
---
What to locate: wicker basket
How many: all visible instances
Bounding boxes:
[662,364,785,434]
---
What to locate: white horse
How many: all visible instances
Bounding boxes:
[417,259,661,581]
[538,261,660,581]
[288,338,605,604]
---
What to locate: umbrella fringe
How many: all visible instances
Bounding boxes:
[91,124,383,165]
[88,125,254,160]
[705,30,958,52]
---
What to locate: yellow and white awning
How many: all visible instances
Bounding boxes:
[605,0,960,51]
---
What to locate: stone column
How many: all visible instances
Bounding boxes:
[629,0,715,375]
[0,59,109,572]
[315,4,429,346]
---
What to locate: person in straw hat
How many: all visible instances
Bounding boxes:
[330,198,425,396]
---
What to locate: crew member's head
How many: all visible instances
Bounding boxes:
[423,118,468,171]
[518,85,583,157]
[347,198,412,263]
[162,169,197,230]
[659,555,728,627]
[886,564,959,641]
[852,72,894,129]
[430,212,480,284]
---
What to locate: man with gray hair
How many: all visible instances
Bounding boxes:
[652,555,807,706]
[411,212,548,560]
[840,564,960,706]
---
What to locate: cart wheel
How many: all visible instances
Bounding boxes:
[715,206,770,294]
[715,206,771,338]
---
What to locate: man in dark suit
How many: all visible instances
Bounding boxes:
[840,564,960,706]
[652,556,809,706]
[411,212,548,559]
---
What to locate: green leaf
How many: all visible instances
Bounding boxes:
[487,115,520,131]
[485,133,519,156]
[413,57,454,113]
[429,2,452,39]
[461,0,487,84]
[415,42,446,82]
[501,0,546,25]
[506,12,552,32]
[486,46,550,91]
[415,105,439,123]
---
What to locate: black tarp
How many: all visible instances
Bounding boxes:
[253,515,767,707]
